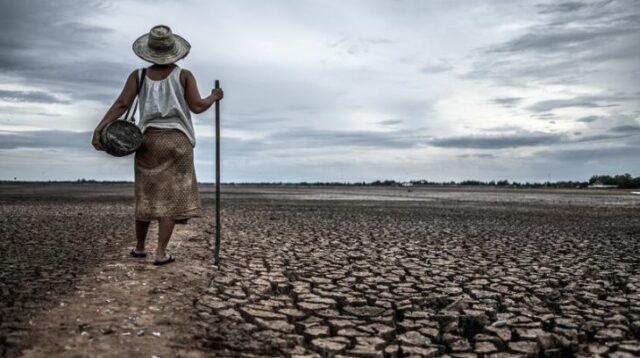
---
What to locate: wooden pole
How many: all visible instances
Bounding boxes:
[213,80,221,265]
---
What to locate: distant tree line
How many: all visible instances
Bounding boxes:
[2,174,640,188]
[228,174,640,188]
[588,174,640,189]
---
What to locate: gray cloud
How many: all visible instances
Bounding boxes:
[0,90,69,104]
[536,113,557,120]
[490,25,637,56]
[327,37,391,56]
[535,145,640,162]
[526,95,624,112]
[491,3,639,55]
[0,1,129,103]
[469,0,640,87]
[537,1,589,14]
[480,125,525,132]
[268,128,428,149]
[457,153,497,159]
[609,125,640,133]
[571,133,632,143]
[421,59,453,74]
[218,116,293,131]
[0,130,92,150]
[199,127,431,159]
[492,97,523,108]
[577,115,601,123]
[430,132,563,149]
[1,0,639,182]
[0,104,62,117]
[377,119,403,126]
[0,126,428,161]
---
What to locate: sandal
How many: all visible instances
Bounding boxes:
[153,254,175,266]
[130,249,147,258]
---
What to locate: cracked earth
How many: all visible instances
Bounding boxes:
[1,184,640,357]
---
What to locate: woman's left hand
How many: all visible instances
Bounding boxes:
[212,87,224,101]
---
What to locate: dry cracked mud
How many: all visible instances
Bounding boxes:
[1,183,640,357]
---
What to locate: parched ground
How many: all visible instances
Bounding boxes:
[1,183,640,357]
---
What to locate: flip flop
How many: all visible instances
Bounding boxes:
[130,249,147,258]
[153,254,175,266]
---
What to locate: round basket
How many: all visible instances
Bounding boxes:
[101,120,144,157]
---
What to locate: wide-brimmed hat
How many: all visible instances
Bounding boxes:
[132,25,190,65]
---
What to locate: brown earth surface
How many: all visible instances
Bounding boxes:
[1,183,640,357]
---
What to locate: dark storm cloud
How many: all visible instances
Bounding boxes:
[0,90,69,104]
[430,132,563,149]
[0,1,129,103]
[0,130,92,150]
[526,95,624,112]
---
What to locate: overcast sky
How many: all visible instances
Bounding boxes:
[0,0,638,182]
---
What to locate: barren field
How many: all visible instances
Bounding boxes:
[1,183,640,357]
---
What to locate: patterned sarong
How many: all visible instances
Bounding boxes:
[134,128,202,222]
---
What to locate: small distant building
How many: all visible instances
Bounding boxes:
[587,184,618,189]
[401,182,414,187]
[588,180,617,189]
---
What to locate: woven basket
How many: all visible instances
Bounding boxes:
[101,120,144,157]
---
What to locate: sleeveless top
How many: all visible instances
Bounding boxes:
[137,66,196,146]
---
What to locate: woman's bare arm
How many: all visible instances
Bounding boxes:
[182,69,223,114]
[92,71,139,150]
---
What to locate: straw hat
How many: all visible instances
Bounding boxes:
[132,25,190,65]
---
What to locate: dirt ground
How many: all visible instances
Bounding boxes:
[1,183,640,357]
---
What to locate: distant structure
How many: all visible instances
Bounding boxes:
[588,179,618,189]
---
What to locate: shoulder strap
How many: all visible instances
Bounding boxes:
[125,68,147,122]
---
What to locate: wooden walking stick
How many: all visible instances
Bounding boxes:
[213,80,221,265]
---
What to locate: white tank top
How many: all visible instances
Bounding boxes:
[137,66,196,146]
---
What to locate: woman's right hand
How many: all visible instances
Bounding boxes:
[92,129,104,151]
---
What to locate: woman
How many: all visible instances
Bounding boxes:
[92,25,223,265]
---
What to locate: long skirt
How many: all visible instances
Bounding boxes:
[134,128,202,222]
